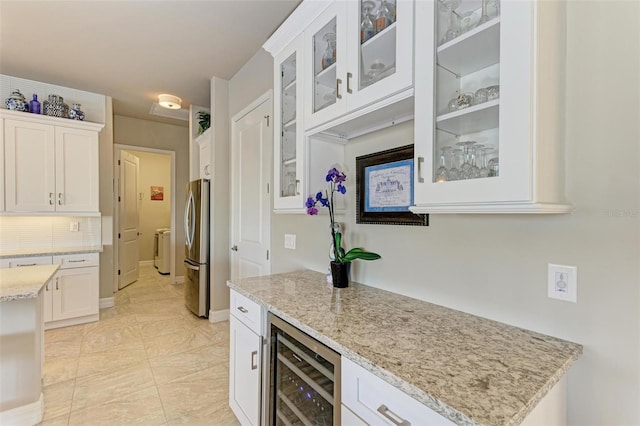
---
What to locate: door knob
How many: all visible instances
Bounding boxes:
[231,245,238,252]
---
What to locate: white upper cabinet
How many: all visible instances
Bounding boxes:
[412,0,572,213]
[195,128,212,179]
[304,0,414,132]
[274,34,305,211]
[2,111,103,213]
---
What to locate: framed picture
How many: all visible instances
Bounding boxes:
[150,186,164,201]
[356,145,428,226]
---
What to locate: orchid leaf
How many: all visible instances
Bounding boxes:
[341,248,381,262]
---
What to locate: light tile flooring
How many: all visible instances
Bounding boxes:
[40,264,240,426]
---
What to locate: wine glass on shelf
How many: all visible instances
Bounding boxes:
[477,146,490,178]
[456,141,476,180]
[435,147,450,183]
[439,0,462,45]
[448,148,462,181]
[478,0,491,25]
[366,61,386,85]
[361,1,376,43]
[468,144,482,179]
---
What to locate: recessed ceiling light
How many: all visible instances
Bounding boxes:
[158,94,182,109]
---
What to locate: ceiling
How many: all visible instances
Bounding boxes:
[0,0,301,126]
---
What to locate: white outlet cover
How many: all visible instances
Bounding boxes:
[548,264,577,303]
[284,234,296,250]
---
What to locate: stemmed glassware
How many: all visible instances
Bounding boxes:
[439,0,462,45]
[361,1,376,43]
[435,147,451,182]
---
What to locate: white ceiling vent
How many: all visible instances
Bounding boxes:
[149,102,189,121]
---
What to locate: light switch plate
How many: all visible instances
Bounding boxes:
[548,264,577,303]
[284,234,296,250]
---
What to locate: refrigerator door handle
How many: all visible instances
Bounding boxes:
[183,260,200,271]
[184,191,195,249]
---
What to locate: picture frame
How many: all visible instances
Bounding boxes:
[356,145,428,226]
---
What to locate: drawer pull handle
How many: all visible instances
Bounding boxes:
[251,350,258,370]
[16,263,36,267]
[417,157,425,183]
[55,278,59,291]
[68,259,86,263]
[237,306,248,314]
[377,404,411,426]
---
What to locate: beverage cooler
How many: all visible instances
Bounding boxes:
[267,314,341,425]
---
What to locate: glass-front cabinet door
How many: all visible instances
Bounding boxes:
[412,0,572,213]
[345,0,414,111]
[274,34,305,211]
[304,0,414,132]
[304,2,348,130]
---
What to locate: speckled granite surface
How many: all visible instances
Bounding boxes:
[0,246,102,259]
[0,264,59,301]
[228,270,582,426]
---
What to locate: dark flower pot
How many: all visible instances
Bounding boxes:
[330,261,351,288]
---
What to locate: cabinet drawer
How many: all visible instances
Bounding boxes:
[53,253,99,269]
[230,289,263,335]
[342,357,455,426]
[7,256,53,268]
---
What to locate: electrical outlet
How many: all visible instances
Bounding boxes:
[284,234,296,250]
[548,264,577,302]
[69,221,80,232]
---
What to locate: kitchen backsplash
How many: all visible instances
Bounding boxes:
[0,216,102,252]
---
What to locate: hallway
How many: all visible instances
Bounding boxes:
[40,264,239,425]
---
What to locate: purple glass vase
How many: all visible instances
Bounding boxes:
[29,94,41,114]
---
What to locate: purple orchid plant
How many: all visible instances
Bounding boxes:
[306,167,381,264]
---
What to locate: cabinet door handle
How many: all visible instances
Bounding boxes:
[347,72,353,94]
[49,193,54,205]
[377,404,411,426]
[251,350,258,370]
[58,192,63,205]
[417,157,425,183]
[45,282,50,291]
[295,180,300,195]
[237,306,248,314]
[55,278,59,291]
[336,78,342,99]
[204,165,210,176]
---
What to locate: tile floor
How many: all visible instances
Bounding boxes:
[40,264,240,426]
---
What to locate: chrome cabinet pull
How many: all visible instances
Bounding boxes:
[49,193,54,205]
[55,278,59,291]
[295,180,300,195]
[58,193,63,205]
[347,72,353,94]
[377,404,410,426]
[16,263,36,267]
[417,157,425,183]
[292,353,303,363]
[336,78,342,99]
[237,306,248,314]
[251,350,258,370]
[68,259,86,263]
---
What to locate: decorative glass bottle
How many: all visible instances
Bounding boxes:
[29,94,41,114]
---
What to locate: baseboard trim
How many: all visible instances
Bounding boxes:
[209,309,229,323]
[45,314,99,330]
[0,392,43,425]
[99,297,115,309]
[175,275,185,284]
[139,260,154,266]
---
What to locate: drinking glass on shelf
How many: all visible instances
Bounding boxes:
[478,0,491,25]
[439,0,462,44]
[435,147,451,183]
[366,61,386,84]
[476,146,490,177]
[361,1,376,43]
[448,148,462,181]
[488,157,499,177]
[486,84,500,101]
[474,87,488,105]
[374,0,394,33]
[321,32,336,70]
[456,141,476,180]
[469,144,483,179]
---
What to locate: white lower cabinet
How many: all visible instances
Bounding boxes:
[4,253,99,328]
[341,357,455,426]
[229,289,264,426]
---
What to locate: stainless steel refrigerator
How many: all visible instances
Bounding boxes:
[184,179,210,317]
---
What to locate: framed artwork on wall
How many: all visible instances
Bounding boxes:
[356,145,428,226]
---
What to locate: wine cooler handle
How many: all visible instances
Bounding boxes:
[377,404,411,426]
[251,350,258,370]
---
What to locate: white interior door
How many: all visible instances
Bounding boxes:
[231,94,272,280]
[118,151,140,289]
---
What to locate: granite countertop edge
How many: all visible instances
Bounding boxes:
[0,264,60,302]
[227,272,583,426]
[0,246,103,259]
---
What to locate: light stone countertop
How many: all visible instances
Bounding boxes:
[227,270,583,426]
[0,264,60,302]
[0,246,103,259]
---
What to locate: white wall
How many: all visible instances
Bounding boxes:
[265,2,640,424]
